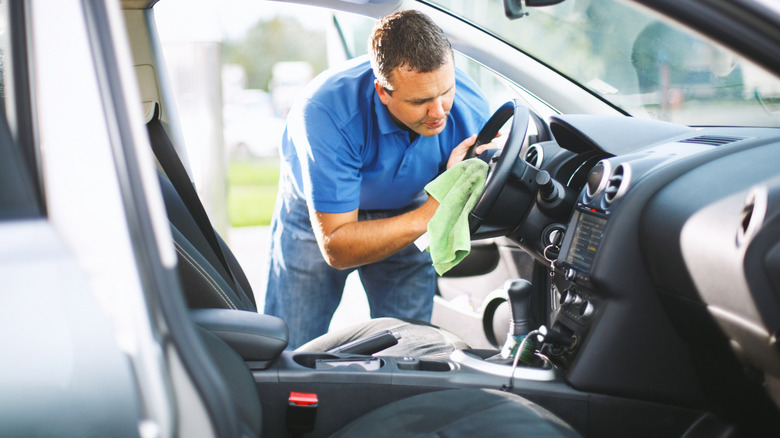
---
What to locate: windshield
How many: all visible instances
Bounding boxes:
[428,0,780,127]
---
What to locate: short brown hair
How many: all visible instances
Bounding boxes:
[368,10,453,92]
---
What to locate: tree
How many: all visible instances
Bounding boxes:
[223,15,328,91]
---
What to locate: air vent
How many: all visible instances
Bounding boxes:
[604,163,631,205]
[585,160,610,200]
[525,144,543,168]
[740,199,754,236]
[737,186,767,246]
[679,135,744,146]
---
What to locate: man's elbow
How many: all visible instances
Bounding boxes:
[322,253,349,270]
[319,244,354,270]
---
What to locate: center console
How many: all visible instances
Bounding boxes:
[190,305,587,435]
[559,208,608,285]
[544,206,608,366]
[252,347,583,437]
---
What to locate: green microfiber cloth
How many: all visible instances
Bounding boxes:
[423,158,489,275]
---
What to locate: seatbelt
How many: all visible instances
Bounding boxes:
[146,104,255,308]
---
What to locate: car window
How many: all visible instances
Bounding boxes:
[429,0,780,127]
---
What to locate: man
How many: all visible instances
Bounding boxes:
[265,10,491,348]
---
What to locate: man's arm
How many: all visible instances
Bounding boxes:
[311,197,439,270]
[309,134,499,270]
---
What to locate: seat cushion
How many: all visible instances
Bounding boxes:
[332,387,580,438]
[296,317,469,358]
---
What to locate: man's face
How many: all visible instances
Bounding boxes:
[375,57,456,138]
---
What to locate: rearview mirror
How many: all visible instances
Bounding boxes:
[503,0,566,19]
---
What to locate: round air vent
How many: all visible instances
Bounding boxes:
[585,160,611,201]
[524,144,543,168]
[604,163,631,205]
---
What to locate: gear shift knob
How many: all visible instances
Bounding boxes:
[500,279,534,359]
[507,279,533,337]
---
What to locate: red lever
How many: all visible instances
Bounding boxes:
[289,392,318,407]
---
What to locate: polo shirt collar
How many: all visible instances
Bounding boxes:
[374,92,406,136]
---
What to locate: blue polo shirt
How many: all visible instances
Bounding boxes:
[280,56,488,213]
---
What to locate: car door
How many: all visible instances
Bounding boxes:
[0,1,144,435]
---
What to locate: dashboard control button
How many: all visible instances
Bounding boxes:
[579,300,594,318]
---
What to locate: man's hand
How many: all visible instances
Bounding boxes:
[446,133,503,169]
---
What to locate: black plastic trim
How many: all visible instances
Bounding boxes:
[7,0,43,211]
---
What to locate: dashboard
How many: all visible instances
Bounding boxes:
[512,114,780,418]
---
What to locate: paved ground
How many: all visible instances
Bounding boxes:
[226,226,370,332]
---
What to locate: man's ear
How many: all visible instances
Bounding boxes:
[375,80,391,106]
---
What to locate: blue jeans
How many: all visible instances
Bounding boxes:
[264,190,436,349]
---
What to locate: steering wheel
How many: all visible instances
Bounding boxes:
[467,99,532,237]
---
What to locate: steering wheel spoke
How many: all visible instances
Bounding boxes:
[469,99,539,239]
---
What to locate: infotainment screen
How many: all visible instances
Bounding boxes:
[560,209,608,274]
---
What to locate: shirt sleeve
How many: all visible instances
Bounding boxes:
[288,99,363,214]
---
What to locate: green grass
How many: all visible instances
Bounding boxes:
[227,159,280,227]
[229,159,281,186]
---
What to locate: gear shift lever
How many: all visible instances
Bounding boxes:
[507,279,533,336]
[500,279,533,358]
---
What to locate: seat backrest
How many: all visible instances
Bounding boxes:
[136,49,265,430]
[160,192,264,437]
[147,112,263,437]
[158,173,257,311]
[145,107,257,312]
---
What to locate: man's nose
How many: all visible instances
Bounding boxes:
[428,98,446,119]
